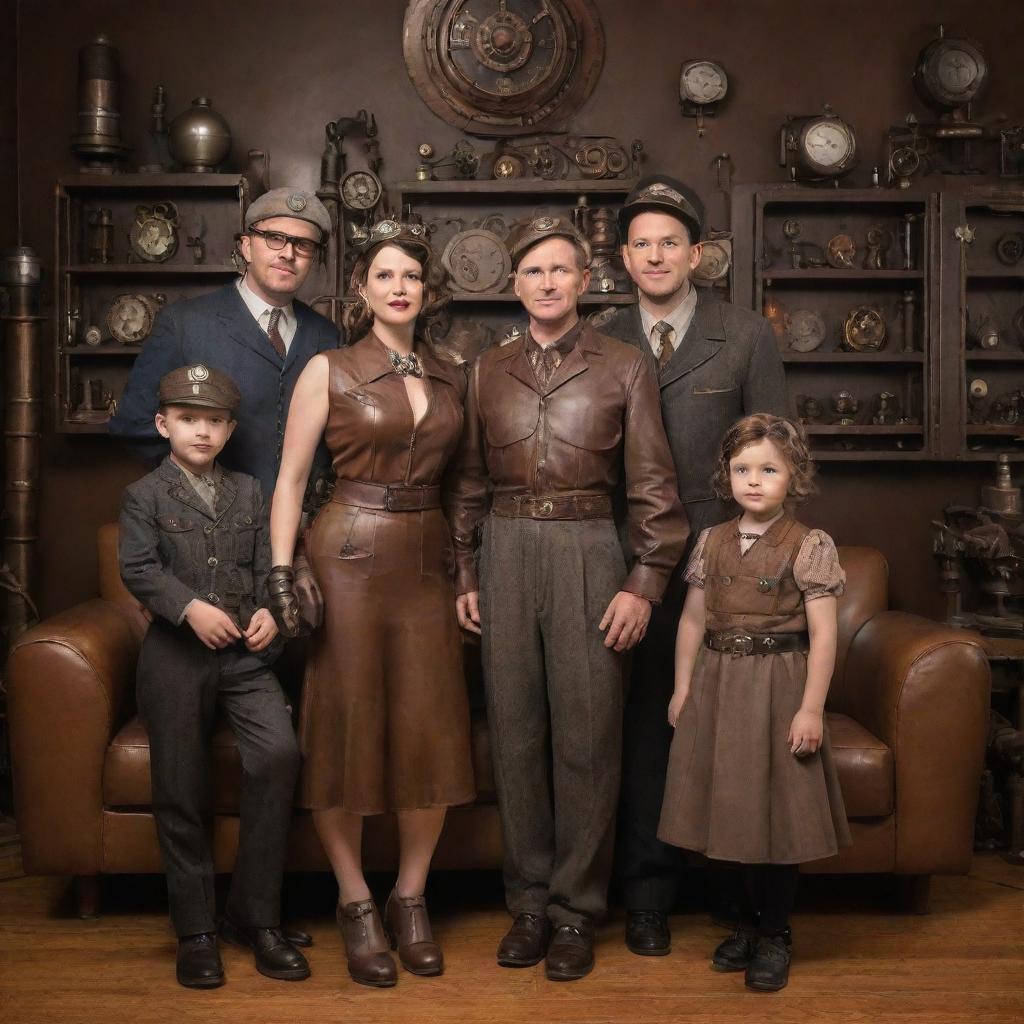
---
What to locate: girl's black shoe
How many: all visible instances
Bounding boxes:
[711,924,757,971]
[744,931,792,991]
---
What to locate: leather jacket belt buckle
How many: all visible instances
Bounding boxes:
[491,493,613,521]
[704,629,810,657]
[332,479,441,512]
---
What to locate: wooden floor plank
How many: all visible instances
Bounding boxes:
[1,857,1022,1024]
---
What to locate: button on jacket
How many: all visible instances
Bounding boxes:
[447,323,689,602]
[119,456,274,640]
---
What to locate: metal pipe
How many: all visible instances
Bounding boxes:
[0,248,43,642]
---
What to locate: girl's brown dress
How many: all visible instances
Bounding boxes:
[658,514,852,864]
[298,335,476,814]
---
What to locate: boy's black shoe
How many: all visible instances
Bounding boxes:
[220,915,311,981]
[176,932,225,989]
[711,924,758,971]
[744,931,792,991]
[625,910,670,955]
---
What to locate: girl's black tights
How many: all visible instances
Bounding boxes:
[726,862,801,936]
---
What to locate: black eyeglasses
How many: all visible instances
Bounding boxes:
[249,226,322,258]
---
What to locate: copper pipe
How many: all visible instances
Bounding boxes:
[1,249,43,642]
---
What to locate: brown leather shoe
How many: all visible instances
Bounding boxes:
[545,922,595,981]
[497,912,551,967]
[336,899,397,988]
[384,888,443,976]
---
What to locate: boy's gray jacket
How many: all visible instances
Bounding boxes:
[119,456,272,628]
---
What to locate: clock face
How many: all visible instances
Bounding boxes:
[340,170,382,211]
[404,0,605,135]
[786,309,826,352]
[803,121,854,169]
[937,47,979,93]
[914,36,989,110]
[107,295,156,344]
[680,61,727,105]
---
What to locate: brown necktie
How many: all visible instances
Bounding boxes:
[266,307,287,359]
[653,320,675,368]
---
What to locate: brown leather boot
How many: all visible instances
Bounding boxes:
[336,899,397,988]
[384,888,443,976]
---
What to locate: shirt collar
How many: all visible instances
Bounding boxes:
[525,318,584,357]
[237,274,294,327]
[639,282,698,340]
[173,458,220,490]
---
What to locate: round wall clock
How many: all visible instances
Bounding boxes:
[403,0,605,136]
[340,170,383,211]
[914,34,989,111]
[442,228,512,292]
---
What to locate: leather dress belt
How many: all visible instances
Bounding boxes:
[491,493,613,521]
[704,629,810,656]
[332,478,441,512]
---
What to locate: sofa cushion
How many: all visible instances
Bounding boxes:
[826,711,893,819]
[104,710,497,811]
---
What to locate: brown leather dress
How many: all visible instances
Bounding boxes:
[657,515,852,864]
[298,335,476,814]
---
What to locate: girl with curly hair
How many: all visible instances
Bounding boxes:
[657,413,850,992]
[269,223,475,988]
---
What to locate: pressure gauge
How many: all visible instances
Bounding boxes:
[680,60,728,106]
[340,170,383,211]
[780,107,857,181]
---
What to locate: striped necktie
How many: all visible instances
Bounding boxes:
[266,307,287,359]
[653,320,675,368]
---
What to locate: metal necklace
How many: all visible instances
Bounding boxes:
[386,346,423,378]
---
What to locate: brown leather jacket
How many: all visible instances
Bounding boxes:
[447,323,689,601]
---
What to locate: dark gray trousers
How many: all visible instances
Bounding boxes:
[617,595,687,911]
[479,515,626,928]
[136,619,299,938]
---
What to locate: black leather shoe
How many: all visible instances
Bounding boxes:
[711,924,757,972]
[283,927,314,948]
[545,923,595,981]
[744,932,792,991]
[497,912,551,967]
[176,932,224,989]
[220,916,311,981]
[625,910,670,956]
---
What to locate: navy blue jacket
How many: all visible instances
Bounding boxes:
[109,283,342,496]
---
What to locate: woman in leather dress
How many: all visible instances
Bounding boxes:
[268,222,475,988]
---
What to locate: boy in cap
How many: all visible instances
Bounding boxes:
[119,364,309,989]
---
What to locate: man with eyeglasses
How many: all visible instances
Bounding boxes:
[110,188,341,499]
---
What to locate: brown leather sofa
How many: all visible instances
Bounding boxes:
[7,529,989,916]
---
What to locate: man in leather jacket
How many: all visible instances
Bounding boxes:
[447,216,688,981]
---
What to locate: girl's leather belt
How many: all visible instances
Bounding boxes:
[704,629,810,656]
[491,493,613,520]
[332,479,441,511]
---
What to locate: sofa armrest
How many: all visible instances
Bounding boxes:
[840,611,990,875]
[6,599,141,875]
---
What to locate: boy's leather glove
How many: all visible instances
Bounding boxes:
[292,540,323,632]
[267,565,303,639]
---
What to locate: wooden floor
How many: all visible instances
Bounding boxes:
[1,857,1022,1024]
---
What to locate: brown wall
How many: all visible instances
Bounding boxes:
[13,0,1024,620]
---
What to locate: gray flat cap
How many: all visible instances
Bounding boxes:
[244,188,332,238]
